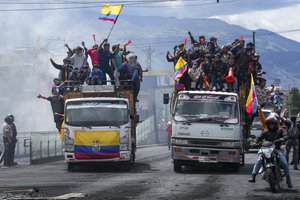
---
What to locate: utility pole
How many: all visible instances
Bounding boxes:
[141,46,154,71]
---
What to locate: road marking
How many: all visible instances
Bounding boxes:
[50,193,85,199]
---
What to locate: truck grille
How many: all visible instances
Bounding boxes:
[188,140,220,147]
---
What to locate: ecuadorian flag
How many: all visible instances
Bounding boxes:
[99,4,123,23]
[74,130,120,159]
[173,57,188,81]
[246,74,258,114]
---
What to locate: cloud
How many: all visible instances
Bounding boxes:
[217,3,300,41]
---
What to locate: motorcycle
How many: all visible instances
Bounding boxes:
[257,141,283,193]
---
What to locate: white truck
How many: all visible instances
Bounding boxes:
[62,85,139,171]
[164,90,246,172]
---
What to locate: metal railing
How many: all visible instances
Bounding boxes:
[136,115,155,145]
[0,131,64,164]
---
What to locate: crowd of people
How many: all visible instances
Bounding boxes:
[46,38,143,101]
[166,31,265,92]
[37,39,143,133]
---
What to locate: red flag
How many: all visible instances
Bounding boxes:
[92,34,96,43]
[125,40,132,46]
[183,38,188,50]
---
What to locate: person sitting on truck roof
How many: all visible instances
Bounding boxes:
[200,54,212,90]
[37,87,64,133]
[188,60,202,90]
[78,64,91,85]
[210,53,227,91]
[89,65,105,85]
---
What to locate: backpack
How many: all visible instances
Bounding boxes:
[288,124,299,140]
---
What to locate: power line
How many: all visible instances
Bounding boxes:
[0,0,235,11]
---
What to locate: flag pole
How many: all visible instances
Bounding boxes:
[106,4,123,40]
[106,23,116,40]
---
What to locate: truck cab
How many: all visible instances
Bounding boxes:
[62,85,138,171]
[167,90,244,172]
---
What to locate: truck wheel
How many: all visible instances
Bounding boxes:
[241,151,245,166]
[130,148,136,166]
[120,161,131,171]
[174,160,182,173]
[231,163,240,172]
[68,163,75,172]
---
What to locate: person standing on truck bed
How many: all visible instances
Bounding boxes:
[81,41,99,67]
[98,39,117,85]
[37,87,64,133]
[120,54,141,102]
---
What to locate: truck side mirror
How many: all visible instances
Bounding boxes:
[163,93,169,104]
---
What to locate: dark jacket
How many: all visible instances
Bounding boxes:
[50,59,73,81]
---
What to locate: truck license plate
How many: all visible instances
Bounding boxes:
[198,156,208,162]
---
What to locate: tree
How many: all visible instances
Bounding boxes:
[289,87,300,115]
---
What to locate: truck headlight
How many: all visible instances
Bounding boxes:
[64,129,74,152]
[120,134,129,151]
[121,134,129,143]
[221,141,240,148]
[120,144,129,151]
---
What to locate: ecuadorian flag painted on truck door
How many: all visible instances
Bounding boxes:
[74,130,120,159]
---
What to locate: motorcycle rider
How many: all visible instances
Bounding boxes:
[248,114,293,188]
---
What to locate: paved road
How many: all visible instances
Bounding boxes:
[0,146,299,199]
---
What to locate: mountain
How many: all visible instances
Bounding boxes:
[2,13,300,88]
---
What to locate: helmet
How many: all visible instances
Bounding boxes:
[265,116,278,131]
[8,114,14,122]
[4,115,12,124]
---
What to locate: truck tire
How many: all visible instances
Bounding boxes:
[67,163,75,172]
[120,161,131,171]
[174,160,182,173]
[231,163,240,172]
[130,147,136,166]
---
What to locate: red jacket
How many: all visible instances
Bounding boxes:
[166,124,172,137]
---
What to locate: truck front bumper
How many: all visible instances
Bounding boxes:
[172,145,240,163]
[64,151,131,163]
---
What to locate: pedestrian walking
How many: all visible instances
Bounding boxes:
[8,114,17,165]
[286,116,299,170]
[166,121,172,150]
[2,115,13,167]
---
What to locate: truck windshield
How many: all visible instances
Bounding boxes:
[65,100,129,127]
[174,98,239,124]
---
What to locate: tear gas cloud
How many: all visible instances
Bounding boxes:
[0,9,169,132]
